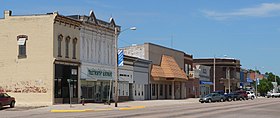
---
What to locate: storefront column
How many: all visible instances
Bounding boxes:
[172,81,175,99]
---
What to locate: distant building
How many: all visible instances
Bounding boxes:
[194,65,212,97]
[122,43,190,99]
[194,58,241,93]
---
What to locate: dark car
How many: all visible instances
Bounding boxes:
[236,90,248,100]
[0,93,16,109]
[199,93,226,103]
[225,92,242,101]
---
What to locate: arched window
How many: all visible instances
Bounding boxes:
[65,36,70,58]
[72,38,77,59]
[58,34,63,57]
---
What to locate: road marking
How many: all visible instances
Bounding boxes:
[119,106,145,110]
[51,108,113,113]
[51,110,86,113]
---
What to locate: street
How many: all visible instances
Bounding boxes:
[1,98,280,118]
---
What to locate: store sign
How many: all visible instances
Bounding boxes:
[88,68,112,77]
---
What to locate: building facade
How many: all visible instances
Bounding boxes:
[122,43,189,99]
[68,11,118,103]
[0,10,81,105]
[194,65,212,97]
[193,58,241,93]
[119,55,151,101]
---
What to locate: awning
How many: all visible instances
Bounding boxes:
[200,81,213,85]
[151,55,188,80]
[17,38,26,45]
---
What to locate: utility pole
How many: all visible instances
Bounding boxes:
[213,56,216,92]
[114,27,119,107]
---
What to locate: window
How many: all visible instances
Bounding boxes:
[152,84,155,96]
[160,84,163,96]
[17,35,28,58]
[58,34,63,57]
[72,38,77,59]
[169,85,172,96]
[65,36,70,58]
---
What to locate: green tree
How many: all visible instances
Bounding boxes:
[265,72,280,85]
[258,79,273,95]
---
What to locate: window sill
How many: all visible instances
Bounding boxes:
[18,55,27,59]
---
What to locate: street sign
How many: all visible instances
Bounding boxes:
[257,78,260,85]
[118,50,124,67]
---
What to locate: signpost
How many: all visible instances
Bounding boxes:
[67,79,72,108]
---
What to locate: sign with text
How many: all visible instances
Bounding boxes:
[88,68,112,78]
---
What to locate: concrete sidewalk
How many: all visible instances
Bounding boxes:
[47,98,199,112]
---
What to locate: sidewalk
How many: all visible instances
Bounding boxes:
[47,98,199,112]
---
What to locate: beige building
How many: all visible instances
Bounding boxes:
[0,10,81,106]
[123,43,189,99]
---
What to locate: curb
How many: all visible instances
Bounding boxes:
[50,106,145,113]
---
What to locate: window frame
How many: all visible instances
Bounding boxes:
[17,35,28,59]
[72,38,77,59]
[57,34,63,57]
[65,36,70,58]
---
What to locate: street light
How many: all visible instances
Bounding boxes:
[114,26,136,107]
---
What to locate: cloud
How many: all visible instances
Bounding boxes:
[202,3,280,20]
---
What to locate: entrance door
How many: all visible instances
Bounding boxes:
[54,64,78,104]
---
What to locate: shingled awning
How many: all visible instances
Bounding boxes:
[151,55,188,81]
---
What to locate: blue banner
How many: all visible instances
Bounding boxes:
[118,50,124,67]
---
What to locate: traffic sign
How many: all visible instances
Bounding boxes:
[256,78,260,85]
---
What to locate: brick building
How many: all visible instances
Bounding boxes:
[194,58,241,93]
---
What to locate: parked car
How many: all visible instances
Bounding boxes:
[199,93,226,103]
[267,92,280,98]
[236,90,248,100]
[246,91,256,100]
[224,92,242,101]
[0,93,16,109]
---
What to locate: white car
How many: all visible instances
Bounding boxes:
[267,92,280,98]
[246,91,256,100]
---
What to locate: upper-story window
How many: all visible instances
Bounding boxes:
[58,34,63,57]
[17,35,28,59]
[72,38,77,59]
[65,36,70,58]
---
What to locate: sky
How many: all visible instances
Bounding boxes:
[1,0,280,75]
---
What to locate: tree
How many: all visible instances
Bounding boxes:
[257,79,273,95]
[265,72,280,85]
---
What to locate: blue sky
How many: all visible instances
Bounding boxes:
[1,0,280,75]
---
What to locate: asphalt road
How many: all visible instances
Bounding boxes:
[2,98,280,118]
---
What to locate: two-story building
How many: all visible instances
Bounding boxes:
[0,10,81,105]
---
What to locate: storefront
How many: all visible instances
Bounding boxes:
[199,81,212,97]
[80,65,114,103]
[54,62,79,104]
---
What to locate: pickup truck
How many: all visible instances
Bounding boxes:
[267,92,280,98]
